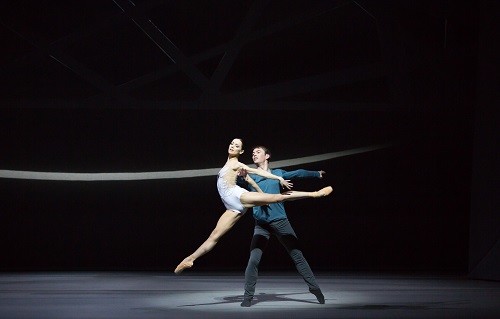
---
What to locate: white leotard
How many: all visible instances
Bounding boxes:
[217,165,248,214]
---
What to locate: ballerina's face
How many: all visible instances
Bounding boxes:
[228,138,244,157]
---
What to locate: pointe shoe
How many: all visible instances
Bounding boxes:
[174,259,193,274]
[316,186,333,197]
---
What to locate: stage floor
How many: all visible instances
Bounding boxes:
[0,272,498,319]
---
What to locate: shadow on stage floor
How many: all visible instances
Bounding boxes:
[0,271,499,319]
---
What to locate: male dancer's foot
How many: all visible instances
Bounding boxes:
[314,186,333,198]
[240,297,252,307]
[309,288,325,304]
[174,257,194,274]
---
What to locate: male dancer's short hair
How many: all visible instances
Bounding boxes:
[252,145,271,159]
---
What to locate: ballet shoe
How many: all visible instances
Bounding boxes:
[174,258,193,274]
[315,186,333,197]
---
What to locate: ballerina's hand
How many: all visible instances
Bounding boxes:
[238,168,248,177]
[280,179,293,189]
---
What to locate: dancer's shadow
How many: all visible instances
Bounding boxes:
[179,292,324,307]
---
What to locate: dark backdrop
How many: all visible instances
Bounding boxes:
[0,0,489,275]
[0,108,472,272]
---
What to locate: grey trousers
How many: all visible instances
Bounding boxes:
[243,218,320,299]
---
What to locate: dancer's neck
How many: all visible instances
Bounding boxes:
[257,161,269,172]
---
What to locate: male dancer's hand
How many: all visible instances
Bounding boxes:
[280,178,293,189]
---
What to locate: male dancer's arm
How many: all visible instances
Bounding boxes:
[281,169,325,180]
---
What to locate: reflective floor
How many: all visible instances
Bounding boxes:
[0,272,499,319]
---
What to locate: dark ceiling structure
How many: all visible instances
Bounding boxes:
[0,0,475,111]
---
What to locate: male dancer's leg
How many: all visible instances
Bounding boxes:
[273,219,325,304]
[242,225,270,306]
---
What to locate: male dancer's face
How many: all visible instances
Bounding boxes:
[252,148,269,165]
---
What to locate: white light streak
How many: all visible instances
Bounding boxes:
[0,143,391,181]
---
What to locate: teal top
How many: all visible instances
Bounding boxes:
[248,169,320,224]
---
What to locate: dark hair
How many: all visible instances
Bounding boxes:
[234,138,244,149]
[252,145,271,159]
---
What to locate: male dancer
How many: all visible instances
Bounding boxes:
[240,145,327,307]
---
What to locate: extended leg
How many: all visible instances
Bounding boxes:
[288,248,324,304]
[174,210,241,274]
[240,186,332,208]
[274,219,325,304]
